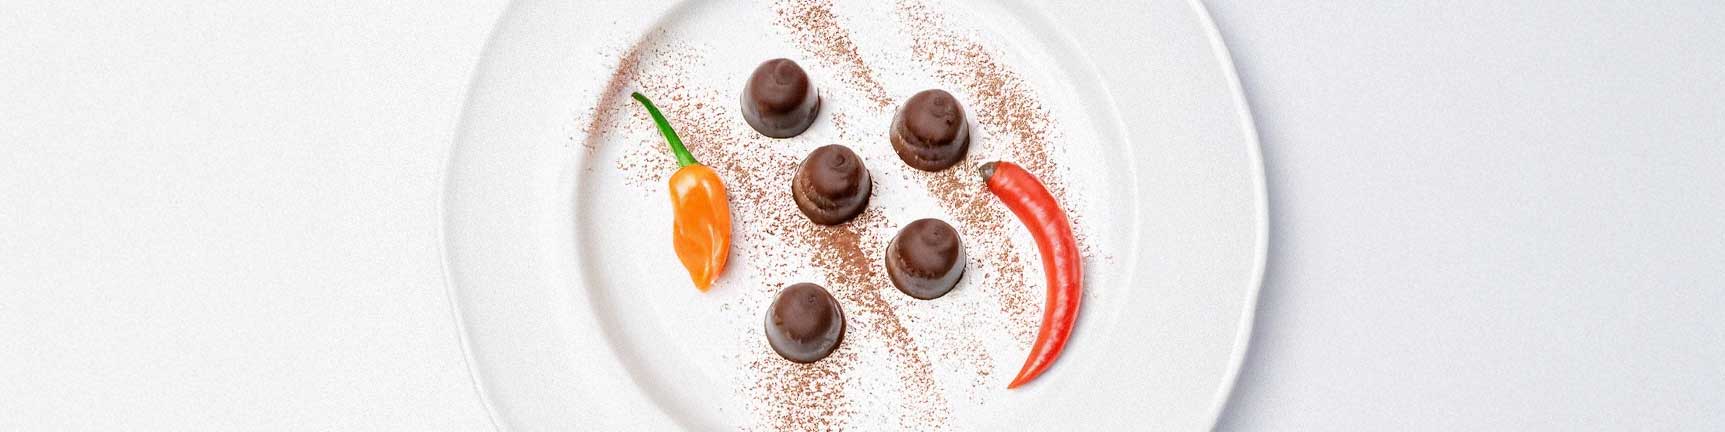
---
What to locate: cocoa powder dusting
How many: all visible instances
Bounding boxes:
[914,167,1039,344]
[746,348,857,431]
[599,37,858,429]
[599,33,948,428]
[942,338,995,399]
[897,0,1057,185]
[895,0,1105,346]
[784,210,950,427]
[775,0,894,110]
[583,1,1108,427]
[583,33,658,151]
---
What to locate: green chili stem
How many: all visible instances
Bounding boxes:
[631,92,698,167]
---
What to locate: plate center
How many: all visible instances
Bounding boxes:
[571,0,1134,428]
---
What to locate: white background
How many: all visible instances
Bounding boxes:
[3,1,1721,430]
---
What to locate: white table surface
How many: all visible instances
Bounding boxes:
[4,1,1721,430]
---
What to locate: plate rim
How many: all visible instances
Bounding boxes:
[437,1,521,430]
[436,0,1269,429]
[1184,0,1270,426]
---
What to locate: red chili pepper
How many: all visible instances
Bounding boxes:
[981,161,1082,389]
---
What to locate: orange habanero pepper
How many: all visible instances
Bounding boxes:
[632,92,732,291]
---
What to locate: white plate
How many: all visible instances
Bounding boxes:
[442,0,1265,429]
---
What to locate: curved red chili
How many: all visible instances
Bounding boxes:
[981,161,1082,389]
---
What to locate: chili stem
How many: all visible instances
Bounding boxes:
[631,92,698,167]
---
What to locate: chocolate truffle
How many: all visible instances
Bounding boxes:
[764,283,846,363]
[792,144,871,225]
[890,89,971,171]
[741,58,821,138]
[886,219,966,300]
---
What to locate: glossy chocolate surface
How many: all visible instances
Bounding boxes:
[764,282,845,363]
[886,218,966,299]
[793,144,871,225]
[741,58,821,138]
[890,89,970,171]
